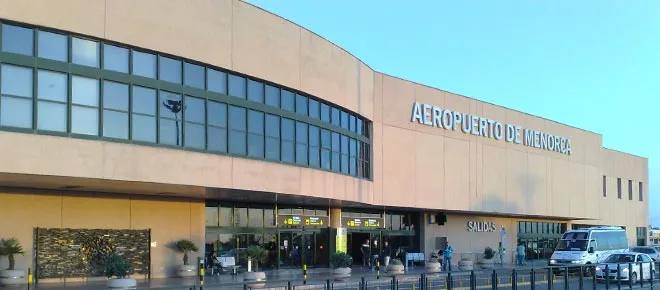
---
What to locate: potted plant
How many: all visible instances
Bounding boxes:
[458,257,474,271]
[386,258,404,275]
[174,240,199,278]
[480,247,496,269]
[243,246,267,288]
[425,254,441,273]
[0,238,25,286]
[330,252,352,281]
[105,254,136,290]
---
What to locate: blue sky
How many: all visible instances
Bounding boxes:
[245,0,659,226]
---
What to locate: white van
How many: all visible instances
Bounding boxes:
[549,226,628,267]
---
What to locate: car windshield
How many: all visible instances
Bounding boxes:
[631,247,654,254]
[555,239,589,251]
[604,254,635,263]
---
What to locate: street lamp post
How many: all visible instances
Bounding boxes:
[163,99,183,146]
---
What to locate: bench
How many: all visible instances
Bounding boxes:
[216,256,240,275]
[405,252,425,269]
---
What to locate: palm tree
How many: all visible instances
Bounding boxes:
[0,238,24,270]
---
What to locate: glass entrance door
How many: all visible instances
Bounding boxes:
[279,231,327,268]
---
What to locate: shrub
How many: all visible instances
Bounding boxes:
[389,258,403,266]
[175,240,199,265]
[245,246,268,271]
[0,238,25,270]
[330,252,353,269]
[484,247,495,260]
[105,254,131,279]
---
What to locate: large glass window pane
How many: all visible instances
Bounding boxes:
[281,118,295,163]
[228,74,246,99]
[38,31,67,61]
[103,81,129,111]
[357,118,363,135]
[264,209,275,228]
[185,96,205,124]
[247,79,264,103]
[37,102,66,132]
[296,122,308,144]
[103,44,129,73]
[296,144,308,165]
[281,118,294,141]
[207,101,227,127]
[309,147,320,168]
[208,127,227,153]
[38,70,67,102]
[184,62,205,89]
[331,107,340,126]
[206,207,219,227]
[309,99,320,120]
[265,85,279,108]
[321,103,330,122]
[133,86,156,115]
[247,110,264,158]
[159,118,182,146]
[159,56,181,84]
[132,51,157,78]
[207,69,227,94]
[296,122,308,166]
[265,114,280,161]
[219,206,233,227]
[71,106,99,135]
[159,92,183,146]
[309,126,320,168]
[132,114,156,143]
[2,24,33,56]
[1,97,32,128]
[281,90,294,112]
[349,115,357,132]
[185,122,205,149]
[248,208,264,228]
[72,76,99,106]
[321,149,331,170]
[1,65,32,98]
[295,94,308,116]
[229,106,247,155]
[103,110,128,139]
[159,91,182,118]
[309,126,320,147]
[72,37,99,67]
[235,207,248,227]
[340,111,349,129]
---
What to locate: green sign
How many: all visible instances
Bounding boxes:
[342,217,383,228]
[278,215,328,227]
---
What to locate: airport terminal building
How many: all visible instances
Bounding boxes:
[0,0,649,281]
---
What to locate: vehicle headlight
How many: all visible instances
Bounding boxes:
[595,266,601,271]
[550,259,556,264]
[622,268,629,273]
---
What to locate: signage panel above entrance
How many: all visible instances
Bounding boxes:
[278,215,328,227]
[342,217,384,228]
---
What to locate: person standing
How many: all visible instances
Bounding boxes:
[516,243,526,266]
[443,241,454,271]
[382,241,392,268]
[360,239,371,268]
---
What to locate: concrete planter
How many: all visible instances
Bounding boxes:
[332,267,351,281]
[458,259,474,271]
[425,261,441,273]
[176,265,197,278]
[480,259,495,269]
[107,278,137,290]
[386,264,405,275]
[0,269,25,286]
[244,271,266,289]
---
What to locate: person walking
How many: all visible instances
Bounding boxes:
[360,239,371,268]
[516,243,526,266]
[443,241,454,271]
[382,241,392,268]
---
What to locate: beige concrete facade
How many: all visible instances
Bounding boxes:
[0,0,649,278]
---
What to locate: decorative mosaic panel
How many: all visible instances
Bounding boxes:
[35,228,150,279]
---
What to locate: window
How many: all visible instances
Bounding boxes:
[265,85,279,108]
[247,110,264,158]
[628,180,633,200]
[38,31,67,61]
[340,111,349,130]
[207,69,227,94]
[349,138,357,176]
[340,135,349,174]
[103,44,129,73]
[321,103,330,123]
[207,101,227,152]
[184,62,205,89]
[159,91,183,146]
[132,51,157,79]
[102,81,129,139]
[295,122,308,165]
[602,176,607,197]
[320,129,331,170]
[235,207,248,227]
[219,206,233,226]
[37,70,67,132]
[184,96,205,149]
[247,80,264,103]
[331,132,340,171]
[617,178,622,199]
[72,37,99,67]
[309,126,320,168]
[359,142,370,178]
[265,114,280,161]
[248,208,264,228]
[639,182,643,202]
[228,74,246,99]
[71,76,99,135]
[281,90,295,112]
[295,94,308,116]
[0,65,33,128]
[131,86,157,143]
[349,115,357,132]
[158,56,181,84]
[331,107,340,127]
[281,118,295,163]
[2,24,33,56]
[228,106,247,155]
[309,99,320,120]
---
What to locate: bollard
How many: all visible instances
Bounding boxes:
[617,264,622,290]
[27,268,32,290]
[548,267,553,290]
[492,270,497,290]
[447,271,453,290]
[531,269,535,290]
[361,276,366,290]
[579,266,584,290]
[651,262,654,290]
[377,260,380,279]
[470,271,476,290]
[303,264,307,285]
[198,257,204,290]
[512,269,517,290]
[327,279,331,290]
[628,263,632,290]
[564,267,569,290]
[641,262,645,288]
[592,265,597,290]
[605,264,610,290]
[421,273,426,290]
[392,275,397,290]
[243,284,248,290]
[287,281,292,290]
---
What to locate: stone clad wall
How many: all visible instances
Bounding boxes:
[36,228,150,279]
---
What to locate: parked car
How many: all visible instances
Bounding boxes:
[629,246,660,261]
[595,253,655,283]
